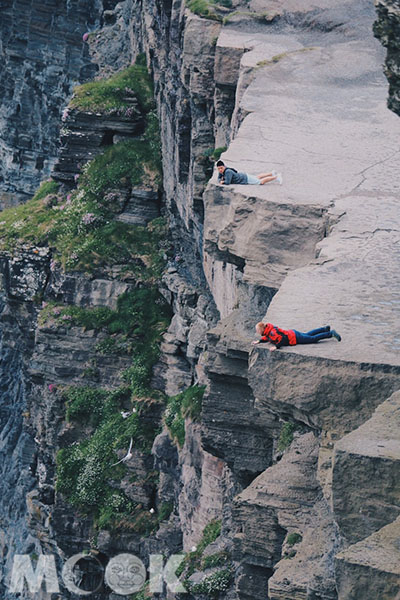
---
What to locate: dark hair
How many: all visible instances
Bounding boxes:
[216,160,224,167]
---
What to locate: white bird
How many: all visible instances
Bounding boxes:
[111,438,133,466]
[120,411,130,419]
[149,508,155,514]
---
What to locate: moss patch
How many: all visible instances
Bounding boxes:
[186,0,233,21]
[69,55,154,115]
[164,385,205,447]
[277,421,295,452]
[286,532,303,546]
[176,519,222,579]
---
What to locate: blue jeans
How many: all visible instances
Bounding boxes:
[293,327,332,344]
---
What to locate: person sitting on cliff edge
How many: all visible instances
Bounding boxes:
[252,322,341,352]
[216,160,282,186]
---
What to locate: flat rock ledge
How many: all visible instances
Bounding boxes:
[335,516,400,600]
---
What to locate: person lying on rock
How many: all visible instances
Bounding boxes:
[216,160,282,185]
[252,322,341,351]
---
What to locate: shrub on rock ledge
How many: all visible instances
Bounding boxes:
[69,54,154,115]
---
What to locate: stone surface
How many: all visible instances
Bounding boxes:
[0,0,102,205]
[232,433,339,600]
[178,421,235,550]
[332,390,400,544]
[202,289,279,485]
[0,249,50,301]
[1,0,400,598]
[374,0,400,116]
[335,516,400,600]
[53,106,144,183]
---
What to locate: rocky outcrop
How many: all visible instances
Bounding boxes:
[232,433,339,600]
[332,391,400,544]
[335,516,400,600]
[374,0,400,116]
[53,107,145,184]
[199,0,400,596]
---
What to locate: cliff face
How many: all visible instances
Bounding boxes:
[0,0,103,207]
[374,0,400,116]
[1,0,400,599]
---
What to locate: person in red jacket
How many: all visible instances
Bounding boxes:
[252,322,341,351]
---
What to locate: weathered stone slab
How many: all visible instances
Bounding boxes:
[232,433,339,600]
[332,390,400,544]
[335,516,400,600]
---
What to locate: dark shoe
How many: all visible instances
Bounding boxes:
[331,330,341,342]
[324,325,331,332]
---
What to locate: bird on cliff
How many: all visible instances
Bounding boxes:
[111,438,133,466]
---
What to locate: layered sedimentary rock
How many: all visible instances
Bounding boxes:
[53,106,145,184]
[0,0,103,206]
[335,517,400,600]
[232,434,339,600]
[199,0,400,596]
[332,391,400,544]
[1,0,400,599]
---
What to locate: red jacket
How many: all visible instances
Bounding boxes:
[260,323,296,348]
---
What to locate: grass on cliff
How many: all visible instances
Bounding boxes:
[176,519,222,578]
[41,287,172,387]
[0,124,164,275]
[56,385,162,532]
[175,519,233,597]
[277,422,295,452]
[0,56,163,276]
[53,285,172,530]
[186,0,232,21]
[69,54,154,115]
[164,385,205,447]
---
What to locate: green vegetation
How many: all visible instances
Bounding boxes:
[176,519,222,579]
[40,286,170,345]
[164,385,205,446]
[277,421,295,452]
[201,146,227,163]
[94,336,133,356]
[256,47,316,69]
[56,383,163,530]
[26,57,170,537]
[64,386,112,426]
[186,0,233,21]
[55,286,172,530]
[286,532,303,546]
[158,501,174,521]
[70,55,154,115]
[0,154,164,275]
[186,567,232,596]
[201,550,231,570]
[32,179,60,202]
[0,59,164,276]
[186,0,222,21]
